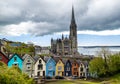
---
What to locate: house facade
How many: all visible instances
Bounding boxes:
[0,51,8,65]
[34,56,46,77]
[64,59,72,76]
[8,54,23,70]
[46,57,56,77]
[22,54,35,77]
[71,60,79,76]
[56,59,64,76]
[83,61,90,78]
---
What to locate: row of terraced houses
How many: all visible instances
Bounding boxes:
[0,51,90,78]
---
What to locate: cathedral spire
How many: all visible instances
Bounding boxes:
[71,5,76,25]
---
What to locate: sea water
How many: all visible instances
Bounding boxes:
[78,46,120,56]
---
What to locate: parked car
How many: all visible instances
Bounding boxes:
[55,76,64,79]
[71,76,79,79]
[34,76,39,80]
[79,76,85,79]
[45,76,52,79]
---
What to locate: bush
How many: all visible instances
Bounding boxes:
[0,62,35,84]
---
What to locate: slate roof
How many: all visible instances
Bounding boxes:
[33,55,40,62]
[43,56,51,63]
[8,53,23,63]
[53,57,60,63]
[22,54,29,60]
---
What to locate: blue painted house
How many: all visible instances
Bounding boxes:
[8,54,23,70]
[45,57,56,77]
[64,59,72,76]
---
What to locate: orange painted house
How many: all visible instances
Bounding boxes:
[71,60,79,76]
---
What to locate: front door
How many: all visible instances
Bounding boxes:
[43,71,45,76]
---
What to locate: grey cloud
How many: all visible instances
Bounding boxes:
[0,0,120,36]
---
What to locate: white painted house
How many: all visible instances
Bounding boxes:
[34,56,46,77]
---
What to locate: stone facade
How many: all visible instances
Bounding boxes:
[51,6,78,56]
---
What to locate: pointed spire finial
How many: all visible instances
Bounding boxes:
[71,5,76,24]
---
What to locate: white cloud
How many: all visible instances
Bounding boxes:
[0,21,58,36]
[55,28,120,36]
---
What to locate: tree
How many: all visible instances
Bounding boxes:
[0,62,35,84]
[90,47,120,77]
[89,57,106,77]
[108,53,120,75]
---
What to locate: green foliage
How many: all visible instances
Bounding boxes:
[0,62,35,84]
[5,42,35,56]
[90,57,106,77]
[108,54,120,75]
[90,53,120,77]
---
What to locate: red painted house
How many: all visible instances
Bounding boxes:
[0,51,9,65]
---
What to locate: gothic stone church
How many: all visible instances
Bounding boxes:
[51,7,78,57]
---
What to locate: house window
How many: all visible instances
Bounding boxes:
[38,64,43,70]
[28,67,30,69]
[39,60,41,63]
[74,63,76,66]
[53,71,55,75]
[37,72,40,76]
[12,63,18,67]
[86,68,89,72]
[14,57,17,62]
[74,68,77,71]
[58,72,60,75]
[58,66,62,70]
[48,66,52,70]
[67,67,70,71]
[80,73,82,76]
[80,67,83,72]
[27,64,31,69]
[27,60,30,62]
[0,56,2,60]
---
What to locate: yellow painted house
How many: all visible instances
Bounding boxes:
[56,59,64,76]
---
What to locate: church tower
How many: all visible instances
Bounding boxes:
[69,6,77,55]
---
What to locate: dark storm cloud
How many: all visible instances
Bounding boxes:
[0,0,120,36]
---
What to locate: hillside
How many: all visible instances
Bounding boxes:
[0,38,35,56]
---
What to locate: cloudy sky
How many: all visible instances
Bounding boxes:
[0,0,120,46]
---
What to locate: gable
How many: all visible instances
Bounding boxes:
[35,57,46,65]
[8,54,23,63]
[57,60,64,65]
[72,61,79,66]
[47,57,56,65]
[65,60,71,67]
[23,55,35,64]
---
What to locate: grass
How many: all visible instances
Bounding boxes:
[45,80,101,84]
[107,73,120,84]
[45,74,120,84]
[46,73,120,84]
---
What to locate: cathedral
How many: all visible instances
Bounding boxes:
[51,6,78,57]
